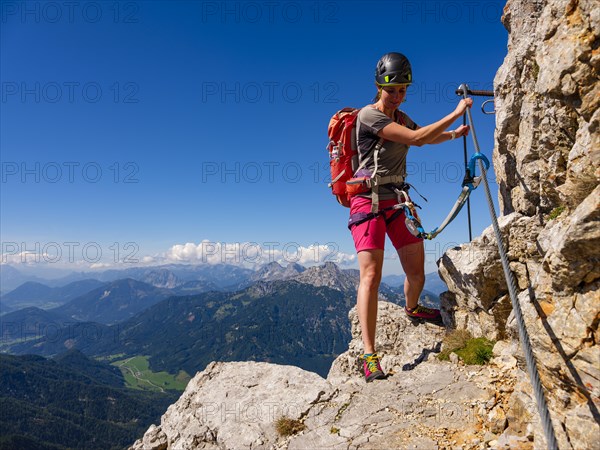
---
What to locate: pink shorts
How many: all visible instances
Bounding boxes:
[349,196,423,253]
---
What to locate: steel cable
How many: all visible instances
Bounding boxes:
[459,83,559,450]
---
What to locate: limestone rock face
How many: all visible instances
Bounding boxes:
[494,0,599,216]
[327,301,447,384]
[132,302,530,449]
[131,361,331,450]
[438,0,599,448]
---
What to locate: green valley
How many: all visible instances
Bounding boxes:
[112,355,191,392]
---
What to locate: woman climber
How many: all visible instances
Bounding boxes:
[351,52,472,382]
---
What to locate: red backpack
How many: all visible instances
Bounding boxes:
[327,108,362,207]
[327,107,406,210]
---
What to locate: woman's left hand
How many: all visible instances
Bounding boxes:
[454,125,470,138]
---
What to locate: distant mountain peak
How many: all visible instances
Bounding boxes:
[293,262,357,293]
[285,262,306,272]
[53,278,173,325]
[250,262,305,283]
[140,269,181,289]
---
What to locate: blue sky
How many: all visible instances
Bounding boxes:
[1,0,508,276]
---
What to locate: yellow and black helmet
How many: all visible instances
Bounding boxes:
[375,52,412,85]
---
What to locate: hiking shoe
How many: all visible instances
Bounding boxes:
[405,304,441,321]
[358,353,386,382]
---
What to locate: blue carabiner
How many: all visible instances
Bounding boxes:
[467,152,490,178]
[462,152,490,190]
[402,205,426,238]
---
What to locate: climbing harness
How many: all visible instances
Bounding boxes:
[459,84,559,450]
[346,148,490,241]
[347,184,425,235]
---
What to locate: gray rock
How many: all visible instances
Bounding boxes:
[131,361,331,450]
[438,214,531,340]
[439,0,600,448]
[538,184,600,292]
[293,261,358,293]
[483,431,497,444]
[327,301,447,384]
[563,404,600,450]
[132,302,502,449]
[487,405,508,434]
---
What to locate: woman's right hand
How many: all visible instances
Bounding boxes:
[454,98,473,117]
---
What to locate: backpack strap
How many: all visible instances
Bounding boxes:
[350,135,386,213]
[370,143,382,213]
[355,109,408,213]
[353,137,381,169]
[370,110,407,213]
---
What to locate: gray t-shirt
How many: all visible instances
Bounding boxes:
[356,106,418,201]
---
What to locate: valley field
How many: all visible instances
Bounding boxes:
[112,355,191,392]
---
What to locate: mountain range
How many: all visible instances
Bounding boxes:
[1,279,106,310]
[0,261,441,450]
[2,263,422,377]
[2,261,446,295]
[51,278,174,325]
[0,263,255,292]
[1,262,441,377]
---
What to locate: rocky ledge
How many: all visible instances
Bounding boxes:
[132,302,543,450]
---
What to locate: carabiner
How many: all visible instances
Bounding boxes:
[467,152,490,179]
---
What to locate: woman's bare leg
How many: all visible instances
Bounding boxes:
[356,249,384,353]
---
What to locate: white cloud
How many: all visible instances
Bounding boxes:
[89,262,113,269]
[1,240,357,271]
[162,240,356,268]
